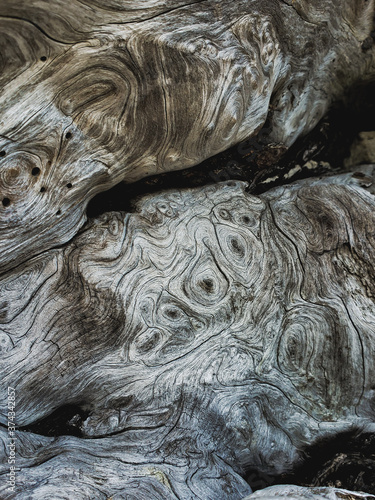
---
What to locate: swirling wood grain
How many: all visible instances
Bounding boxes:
[0,0,374,272]
[0,174,374,498]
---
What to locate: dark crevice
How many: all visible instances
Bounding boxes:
[246,430,375,495]
[18,404,89,438]
[87,81,375,219]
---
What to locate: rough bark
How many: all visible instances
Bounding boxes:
[1,173,375,498]
[0,0,374,272]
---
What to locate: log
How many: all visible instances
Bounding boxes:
[0,0,374,272]
[1,173,375,498]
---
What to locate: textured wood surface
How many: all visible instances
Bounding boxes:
[1,174,375,498]
[0,0,374,273]
[245,485,375,500]
[1,1,375,497]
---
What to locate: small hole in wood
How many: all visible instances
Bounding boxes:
[0,151,6,157]
[66,183,73,189]
[65,132,72,140]
[56,209,61,215]
[2,198,10,207]
[40,56,47,62]
[40,187,46,193]
[31,167,41,176]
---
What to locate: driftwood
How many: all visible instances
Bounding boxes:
[1,174,375,498]
[244,485,375,500]
[1,0,375,498]
[0,0,375,272]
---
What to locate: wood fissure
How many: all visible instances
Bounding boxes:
[1,1,375,498]
[0,0,374,273]
[1,175,375,498]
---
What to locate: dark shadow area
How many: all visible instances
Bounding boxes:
[246,430,375,495]
[19,404,89,438]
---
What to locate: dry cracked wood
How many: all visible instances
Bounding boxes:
[1,174,375,498]
[245,485,375,500]
[0,0,374,273]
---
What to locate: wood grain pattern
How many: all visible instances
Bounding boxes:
[0,0,374,273]
[245,485,375,500]
[1,174,375,498]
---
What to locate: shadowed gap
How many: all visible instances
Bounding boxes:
[87,81,375,218]
[246,430,375,495]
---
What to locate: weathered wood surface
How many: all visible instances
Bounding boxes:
[245,485,375,500]
[0,0,374,273]
[1,174,375,498]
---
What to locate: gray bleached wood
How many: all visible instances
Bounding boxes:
[244,485,375,500]
[0,0,374,273]
[1,174,375,498]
